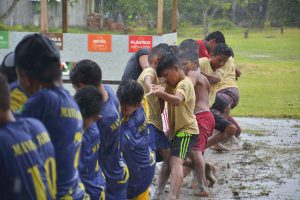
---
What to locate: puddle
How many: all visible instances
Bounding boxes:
[150,117,300,199]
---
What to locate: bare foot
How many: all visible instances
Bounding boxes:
[194,187,209,197]
[205,163,217,188]
[211,143,231,152]
[187,182,198,189]
[153,191,164,200]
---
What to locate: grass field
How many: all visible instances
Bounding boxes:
[178,26,300,119]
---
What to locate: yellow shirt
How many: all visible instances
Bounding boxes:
[10,87,28,112]
[168,76,199,139]
[218,56,238,91]
[137,67,163,131]
[199,58,224,107]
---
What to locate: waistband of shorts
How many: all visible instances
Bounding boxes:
[194,109,210,115]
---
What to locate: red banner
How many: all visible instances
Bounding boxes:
[128,35,153,53]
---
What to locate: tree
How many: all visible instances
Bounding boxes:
[0,0,20,22]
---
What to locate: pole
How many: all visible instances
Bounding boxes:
[172,0,177,32]
[157,0,163,35]
[62,0,68,33]
[40,0,48,32]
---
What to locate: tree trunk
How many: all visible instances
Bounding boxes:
[0,0,20,22]
[202,7,209,38]
[40,0,48,32]
[100,0,104,29]
[62,0,68,33]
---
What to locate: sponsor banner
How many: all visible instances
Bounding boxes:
[88,34,112,52]
[128,35,152,53]
[43,33,63,50]
[0,31,9,49]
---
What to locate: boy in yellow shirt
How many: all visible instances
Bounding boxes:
[152,53,199,200]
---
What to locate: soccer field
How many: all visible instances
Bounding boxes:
[179,28,300,119]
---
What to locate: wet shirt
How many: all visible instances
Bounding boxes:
[79,123,105,200]
[9,81,28,112]
[197,40,210,58]
[0,118,55,200]
[122,48,150,81]
[97,85,128,200]
[137,67,163,131]
[18,87,84,200]
[120,107,155,199]
[199,57,224,107]
[218,57,238,91]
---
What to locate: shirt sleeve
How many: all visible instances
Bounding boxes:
[215,68,225,80]
[176,80,188,101]
[137,48,150,58]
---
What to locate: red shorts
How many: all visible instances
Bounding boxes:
[192,111,215,154]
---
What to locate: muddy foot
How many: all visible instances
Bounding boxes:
[152,191,164,200]
[205,163,217,188]
[194,188,209,197]
[211,143,231,152]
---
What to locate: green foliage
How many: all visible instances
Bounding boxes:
[211,19,235,30]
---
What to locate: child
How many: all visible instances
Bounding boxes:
[70,59,128,200]
[179,51,216,196]
[75,86,106,200]
[152,53,199,199]
[0,74,56,199]
[179,39,199,54]
[117,80,155,200]
[0,52,28,112]
[15,33,85,199]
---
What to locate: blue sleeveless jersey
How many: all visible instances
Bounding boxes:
[120,107,156,199]
[79,122,106,200]
[18,87,84,200]
[0,118,55,200]
[97,85,128,200]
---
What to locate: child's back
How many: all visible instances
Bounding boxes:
[120,107,155,199]
[0,118,55,200]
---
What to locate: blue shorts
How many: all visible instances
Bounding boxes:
[148,124,171,151]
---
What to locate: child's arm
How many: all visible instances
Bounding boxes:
[152,85,184,106]
[139,55,150,70]
[201,71,221,84]
[144,75,154,92]
[235,68,241,79]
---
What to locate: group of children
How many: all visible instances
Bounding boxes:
[0,30,241,200]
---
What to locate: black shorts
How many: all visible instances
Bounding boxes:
[211,110,232,132]
[171,132,196,159]
[211,95,230,113]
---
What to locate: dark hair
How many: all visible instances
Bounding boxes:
[0,74,10,111]
[148,43,169,61]
[117,80,144,106]
[156,53,181,77]
[74,86,104,119]
[205,31,225,44]
[178,51,199,62]
[0,52,17,83]
[179,39,199,53]
[15,33,61,83]
[212,43,233,57]
[70,59,102,87]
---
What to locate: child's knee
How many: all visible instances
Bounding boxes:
[225,125,236,136]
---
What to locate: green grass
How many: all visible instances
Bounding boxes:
[179,26,300,119]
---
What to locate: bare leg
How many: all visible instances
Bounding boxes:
[190,151,209,197]
[156,148,171,197]
[167,156,184,200]
[205,163,217,188]
[206,125,236,149]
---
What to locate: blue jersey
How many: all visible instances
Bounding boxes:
[18,87,84,200]
[120,107,156,199]
[9,81,28,113]
[79,123,105,200]
[0,118,55,200]
[97,85,128,200]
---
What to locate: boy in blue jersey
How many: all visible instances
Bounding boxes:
[70,59,129,200]
[0,74,56,200]
[0,52,28,112]
[15,34,85,199]
[75,86,106,200]
[117,80,156,200]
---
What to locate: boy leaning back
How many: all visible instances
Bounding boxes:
[152,53,199,200]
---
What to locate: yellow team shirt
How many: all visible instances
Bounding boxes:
[218,56,238,91]
[168,76,199,139]
[137,67,163,131]
[10,87,28,112]
[199,57,224,107]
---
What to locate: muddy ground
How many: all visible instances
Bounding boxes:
[150,117,300,200]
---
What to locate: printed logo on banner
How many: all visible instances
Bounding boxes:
[0,31,9,49]
[88,34,112,52]
[128,35,152,53]
[43,33,63,50]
